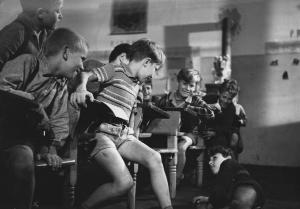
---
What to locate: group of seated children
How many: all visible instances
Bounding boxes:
[0,1,174,209]
[141,67,263,209]
[0,1,263,209]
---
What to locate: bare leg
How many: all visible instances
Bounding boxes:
[82,146,133,209]
[177,136,193,181]
[119,137,172,209]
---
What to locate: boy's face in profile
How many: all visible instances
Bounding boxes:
[177,80,196,98]
[137,58,160,82]
[209,153,231,174]
[58,48,88,79]
[40,0,63,30]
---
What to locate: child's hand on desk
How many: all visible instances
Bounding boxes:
[70,90,94,109]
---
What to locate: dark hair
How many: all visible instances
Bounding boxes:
[20,0,61,12]
[83,59,105,71]
[177,68,201,84]
[128,38,165,66]
[220,79,240,98]
[208,145,233,158]
[44,28,88,57]
[108,43,131,63]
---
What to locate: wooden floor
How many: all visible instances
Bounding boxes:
[34,164,300,209]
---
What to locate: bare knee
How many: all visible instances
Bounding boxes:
[178,143,188,154]
[144,150,162,169]
[9,145,34,176]
[113,175,133,194]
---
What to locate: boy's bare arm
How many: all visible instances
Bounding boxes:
[70,71,97,108]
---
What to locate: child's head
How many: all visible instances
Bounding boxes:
[128,38,165,82]
[218,79,239,108]
[208,145,233,174]
[109,43,131,65]
[20,0,63,30]
[142,77,153,100]
[220,79,239,98]
[176,68,201,98]
[44,27,88,79]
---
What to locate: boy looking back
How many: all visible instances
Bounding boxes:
[70,38,173,209]
[0,27,88,209]
[0,0,63,70]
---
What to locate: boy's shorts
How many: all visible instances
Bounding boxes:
[89,122,136,158]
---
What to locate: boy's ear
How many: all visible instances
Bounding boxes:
[63,46,70,61]
[36,8,47,19]
[118,53,127,63]
[143,58,152,67]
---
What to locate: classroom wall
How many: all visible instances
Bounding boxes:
[1,0,300,166]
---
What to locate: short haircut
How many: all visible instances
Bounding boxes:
[20,0,62,12]
[208,145,233,158]
[128,38,165,66]
[108,43,131,63]
[83,59,105,71]
[143,77,152,86]
[177,68,201,84]
[220,79,240,98]
[44,27,88,57]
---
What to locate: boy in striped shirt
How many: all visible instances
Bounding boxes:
[71,39,173,209]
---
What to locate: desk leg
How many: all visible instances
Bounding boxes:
[196,151,204,187]
[128,162,139,209]
[168,154,177,199]
[167,135,177,199]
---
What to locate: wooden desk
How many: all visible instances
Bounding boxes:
[139,110,181,198]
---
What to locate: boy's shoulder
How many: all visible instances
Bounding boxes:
[2,54,39,72]
[0,19,26,37]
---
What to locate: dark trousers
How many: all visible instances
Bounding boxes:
[0,144,35,209]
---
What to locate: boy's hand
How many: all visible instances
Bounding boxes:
[70,90,94,109]
[39,145,62,170]
[192,195,209,204]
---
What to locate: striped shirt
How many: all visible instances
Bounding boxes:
[92,63,140,122]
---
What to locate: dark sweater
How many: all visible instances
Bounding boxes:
[209,159,265,209]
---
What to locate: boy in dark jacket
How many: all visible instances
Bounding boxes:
[193,146,264,209]
[0,0,63,70]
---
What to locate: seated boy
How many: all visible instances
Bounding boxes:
[155,68,213,185]
[192,145,264,209]
[0,0,63,70]
[0,28,88,209]
[202,79,242,158]
[231,93,247,156]
[142,77,161,104]
[70,38,173,209]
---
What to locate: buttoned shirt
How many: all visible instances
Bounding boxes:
[0,54,69,147]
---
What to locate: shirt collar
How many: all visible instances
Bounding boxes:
[16,13,47,40]
[169,91,193,107]
[17,12,39,33]
[120,63,140,84]
[38,57,67,83]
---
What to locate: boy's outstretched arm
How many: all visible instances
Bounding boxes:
[70,71,97,108]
